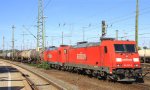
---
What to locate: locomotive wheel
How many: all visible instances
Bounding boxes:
[136,77,144,83]
[92,71,98,77]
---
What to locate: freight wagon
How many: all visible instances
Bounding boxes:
[138,49,150,63]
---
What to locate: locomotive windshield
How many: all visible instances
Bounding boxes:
[114,44,136,53]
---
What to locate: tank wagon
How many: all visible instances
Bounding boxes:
[138,49,150,63]
[14,51,21,61]
[0,49,43,63]
[20,50,30,62]
[0,52,7,58]
[18,49,43,63]
[6,52,13,59]
[43,38,143,82]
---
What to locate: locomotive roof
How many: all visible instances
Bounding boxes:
[72,42,100,48]
[47,46,58,50]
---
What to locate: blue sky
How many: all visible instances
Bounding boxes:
[0,0,150,50]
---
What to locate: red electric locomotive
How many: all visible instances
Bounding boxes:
[43,38,143,82]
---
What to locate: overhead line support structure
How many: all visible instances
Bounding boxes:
[116,30,118,40]
[37,0,45,51]
[12,25,15,60]
[3,36,4,51]
[135,0,139,48]
[2,36,5,58]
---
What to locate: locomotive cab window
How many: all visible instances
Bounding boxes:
[125,44,136,52]
[114,44,125,52]
[114,44,136,53]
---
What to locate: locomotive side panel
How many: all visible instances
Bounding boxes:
[86,46,101,66]
[68,48,77,64]
[48,50,59,63]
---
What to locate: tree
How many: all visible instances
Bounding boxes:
[143,46,148,49]
[138,46,141,50]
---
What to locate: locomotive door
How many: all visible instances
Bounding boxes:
[58,50,61,62]
[63,49,68,62]
[100,46,105,66]
[101,46,109,66]
[58,49,68,64]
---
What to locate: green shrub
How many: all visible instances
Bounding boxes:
[37,61,50,70]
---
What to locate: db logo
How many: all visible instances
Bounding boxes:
[48,54,52,58]
[77,54,86,60]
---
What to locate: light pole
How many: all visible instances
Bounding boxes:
[143,46,147,64]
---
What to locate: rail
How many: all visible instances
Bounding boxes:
[21,73,39,90]
[141,63,150,77]
[2,59,78,90]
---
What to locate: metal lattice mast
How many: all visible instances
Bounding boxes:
[2,36,5,58]
[21,30,28,50]
[135,0,139,48]
[12,25,15,60]
[62,32,64,45]
[2,36,5,53]
[37,0,45,51]
[116,30,118,40]
[21,31,25,50]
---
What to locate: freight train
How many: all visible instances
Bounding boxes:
[0,49,43,63]
[0,38,144,82]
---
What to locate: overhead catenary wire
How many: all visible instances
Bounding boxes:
[44,0,52,10]
[23,25,37,39]
[78,6,150,30]
[42,1,150,44]
[22,0,53,37]
[108,6,150,25]
[118,33,150,39]
[78,7,150,37]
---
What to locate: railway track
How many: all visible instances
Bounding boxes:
[1,59,150,90]
[1,59,78,90]
[141,63,150,76]
[132,83,150,89]
[141,63,150,67]
[141,63,150,65]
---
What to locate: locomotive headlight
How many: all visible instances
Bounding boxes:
[116,58,122,62]
[133,58,139,62]
[134,64,139,67]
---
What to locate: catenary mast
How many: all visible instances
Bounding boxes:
[37,0,45,51]
[135,0,139,48]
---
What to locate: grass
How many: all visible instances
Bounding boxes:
[26,61,51,70]
[37,61,51,70]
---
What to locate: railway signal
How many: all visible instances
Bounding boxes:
[101,20,106,37]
